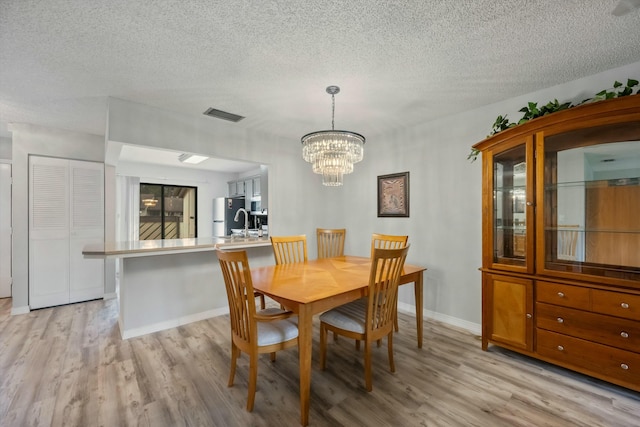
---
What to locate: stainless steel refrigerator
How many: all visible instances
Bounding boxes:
[213,197,245,237]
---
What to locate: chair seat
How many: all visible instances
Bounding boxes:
[319,298,367,334]
[256,308,299,346]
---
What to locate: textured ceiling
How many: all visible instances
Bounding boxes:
[1,0,640,149]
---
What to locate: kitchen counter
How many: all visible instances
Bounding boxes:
[82,236,272,259]
[83,236,274,339]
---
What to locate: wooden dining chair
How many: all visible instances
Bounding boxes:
[557,225,579,261]
[316,228,346,259]
[319,245,410,392]
[270,235,308,264]
[371,233,408,332]
[216,249,299,412]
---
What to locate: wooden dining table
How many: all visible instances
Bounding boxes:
[250,255,426,426]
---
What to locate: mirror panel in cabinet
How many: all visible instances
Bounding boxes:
[543,122,640,282]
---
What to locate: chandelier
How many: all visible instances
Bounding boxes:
[301,86,365,186]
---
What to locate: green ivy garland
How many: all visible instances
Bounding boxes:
[467,79,640,162]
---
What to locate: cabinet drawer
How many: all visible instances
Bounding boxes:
[537,329,640,388]
[536,303,640,352]
[592,289,640,321]
[536,281,590,310]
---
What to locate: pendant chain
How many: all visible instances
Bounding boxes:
[331,94,335,130]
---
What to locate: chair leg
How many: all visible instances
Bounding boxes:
[319,323,327,370]
[394,314,399,332]
[377,339,382,348]
[247,351,258,412]
[355,340,360,351]
[270,352,276,362]
[364,340,373,392]
[260,294,266,310]
[388,332,395,373]
[228,343,238,387]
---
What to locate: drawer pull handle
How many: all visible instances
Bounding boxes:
[526,313,532,319]
[621,302,629,309]
[557,292,565,298]
[621,331,629,339]
[557,345,564,351]
[557,317,564,324]
[621,363,629,370]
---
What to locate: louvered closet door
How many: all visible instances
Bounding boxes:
[29,156,70,308]
[69,160,104,303]
[29,157,105,309]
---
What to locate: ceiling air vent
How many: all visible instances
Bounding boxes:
[203,107,245,122]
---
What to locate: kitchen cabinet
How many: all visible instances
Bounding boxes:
[252,176,261,197]
[228,179,245,197]
[227,167,268,212]
[29,156,104,309]
[473,94,640,393]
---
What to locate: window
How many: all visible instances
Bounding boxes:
[140,184,197,240]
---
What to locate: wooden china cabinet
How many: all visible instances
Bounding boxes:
[473,94,640,392]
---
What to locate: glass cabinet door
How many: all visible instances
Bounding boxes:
[539,123,640,284]
[491,138,533,272]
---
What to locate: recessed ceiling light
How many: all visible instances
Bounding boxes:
[179,153,209,164]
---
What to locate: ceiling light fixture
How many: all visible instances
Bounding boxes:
[178,153,209,164]
[142,198,157,207]
[301,86,365,186]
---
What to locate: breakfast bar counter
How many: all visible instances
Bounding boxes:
[83,236,272,259]
[83,237,274,339]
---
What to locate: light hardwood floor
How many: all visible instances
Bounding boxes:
[1,297,638,426]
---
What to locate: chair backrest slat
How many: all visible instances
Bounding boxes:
[271,235,308,264]
[316,228,346,259]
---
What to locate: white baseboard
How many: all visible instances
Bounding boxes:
[397,302,481,336]
[103,292,117,300]
[11,305,30,315]
[119,307,229,339]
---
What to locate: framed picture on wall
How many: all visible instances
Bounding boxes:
[377,171,409,217]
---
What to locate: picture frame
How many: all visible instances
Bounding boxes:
[377,171,410,217]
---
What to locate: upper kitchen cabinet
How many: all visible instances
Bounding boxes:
[227,166,268,212]
[228,179,245,197]
[474,94,640,393]
[252,176,261,197]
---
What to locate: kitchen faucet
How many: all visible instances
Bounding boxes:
[234,208,249,237]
